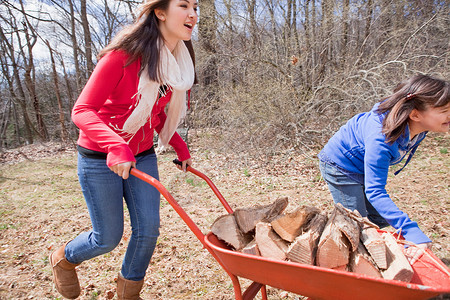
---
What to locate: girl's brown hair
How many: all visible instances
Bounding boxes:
[377,74,449,143]
[97,0,196,83]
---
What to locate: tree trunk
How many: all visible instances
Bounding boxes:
[19,0,48,140]
[198,0,218,87]
[67,0,83,94]
[0,22,34,144]
[58,52,78,142]
[11,101,22,146]
[264,0,280,65]
[0,99,11,149]
[246,0,259,52]
[341,0,350,67]
[284,0,293,58]
[58,52,75,112]
[318,0,333,81]
[303,0,312,89]
[81,0,94,77]
[46,40,68,143]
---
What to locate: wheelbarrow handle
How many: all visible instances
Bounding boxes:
[130,167,207,246]
[172,158,190,169]
[172,159,234,214]
[130,163,233,244]
[131,165,266,300]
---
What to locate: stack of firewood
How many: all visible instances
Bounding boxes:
[211,197,414,282]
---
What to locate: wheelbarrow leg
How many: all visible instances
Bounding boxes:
[242,282,267,300]
[260,285,267,300]
[230,274,244,300]
[229,275,268,300]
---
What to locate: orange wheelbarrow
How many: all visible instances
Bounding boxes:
[130,162,450,300]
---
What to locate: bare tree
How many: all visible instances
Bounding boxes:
[17,0,49,140]
[45,40,68,143]
[0,0,448,154]
[245,0,260,51]
[341,0,350,67]
[198,0,218,87]
[80,0,94,76]
[0,29,34,145]
[67,0,83,94]
[0,95,12,149]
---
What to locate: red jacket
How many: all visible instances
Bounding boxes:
[72,50,190,167]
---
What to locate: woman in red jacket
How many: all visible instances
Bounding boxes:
[50,0,198,299]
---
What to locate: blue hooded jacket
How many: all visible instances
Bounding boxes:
[319,103,431,244]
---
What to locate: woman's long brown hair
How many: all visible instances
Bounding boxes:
[97,0,196,83]
[377,74,449,143]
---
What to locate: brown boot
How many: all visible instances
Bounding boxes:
[50,242,81,299]
[117,273,144,300]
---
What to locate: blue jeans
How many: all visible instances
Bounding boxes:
[319,160,389,228]
[65,152,160,281]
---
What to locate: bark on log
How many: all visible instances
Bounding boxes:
[336,204,379,229]
[381,233,414,282]
[350,243,383,278]
[287,212,328,265]
[334,203,360,252]
[234,197,289,233]
[271,206,320,242]
[255,222,288,261]
[361,227,388,269]
[211,214,252,250]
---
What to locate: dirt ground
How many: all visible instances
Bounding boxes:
[0,130,448,300]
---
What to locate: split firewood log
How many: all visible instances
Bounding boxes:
[316,208,352,269]
[361,227,388,269]
[286,232,314,265]
[349,243,383,278]
[333,265,349,272]
[234,197,289,234]
[334,203,361,252]
[286,212,328,265]
[255,222,288,261]
[336,204,379,229]
[381,233,414,282]
[211,214,252,250]
[241,239,260,256]
[271,206,320,242]
[316,204,362,268]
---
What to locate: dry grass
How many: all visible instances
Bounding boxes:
[0,131,448,299]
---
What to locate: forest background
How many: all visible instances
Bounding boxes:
[0,0,448,152]
[0,0,449,299]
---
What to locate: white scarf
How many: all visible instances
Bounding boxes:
[122,40,194,149]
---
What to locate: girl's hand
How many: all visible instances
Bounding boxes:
[109,161,136,179]
[176,158,192,172]
[403,242,431,265]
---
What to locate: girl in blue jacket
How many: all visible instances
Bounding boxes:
[318,74,449,264]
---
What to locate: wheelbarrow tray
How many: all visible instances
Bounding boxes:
[131,165,449,300]
[205,232,449,300]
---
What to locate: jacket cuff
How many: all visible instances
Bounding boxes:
[106,145,136,167]
[401,225,432,244]
[169,132,191,161]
